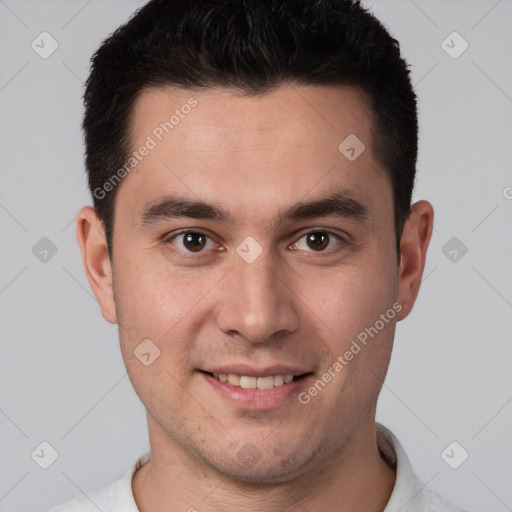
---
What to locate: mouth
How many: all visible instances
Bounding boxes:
[200,370,311,389]
[197,364,314,410]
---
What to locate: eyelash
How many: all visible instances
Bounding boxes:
[163,229,346,258]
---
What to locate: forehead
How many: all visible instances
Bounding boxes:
[130,84,374,152]
[120,84,390,227]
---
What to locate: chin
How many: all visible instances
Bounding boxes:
[197,442,318,486]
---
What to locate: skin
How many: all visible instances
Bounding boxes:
[77,84,433,512]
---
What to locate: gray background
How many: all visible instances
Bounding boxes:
[1,1,511,510]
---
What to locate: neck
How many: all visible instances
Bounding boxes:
[132,416,396,512]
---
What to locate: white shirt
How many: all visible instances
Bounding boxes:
[46,424,469,512]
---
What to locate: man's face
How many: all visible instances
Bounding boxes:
[107,85,403,481]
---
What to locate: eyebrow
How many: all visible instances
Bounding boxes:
[137,191,369,229]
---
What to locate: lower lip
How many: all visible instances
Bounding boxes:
[200,372,310,410]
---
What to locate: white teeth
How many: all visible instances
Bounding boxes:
[240,376,257,389]
[213,373,297,388]
[273,375,284,386]
[227,374,241,386]
[257,376,274,390]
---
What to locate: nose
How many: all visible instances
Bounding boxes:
[215,245,300,344]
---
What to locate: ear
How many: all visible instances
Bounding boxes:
[396,200,434,321]
[76,206,117,324]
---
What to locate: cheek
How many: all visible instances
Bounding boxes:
[318,259,397,339]
[113,264,203,413]
[311,253,397,398]
[113,256,230,389]
[114,254,210,336]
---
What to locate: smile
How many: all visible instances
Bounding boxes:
[199,369,313,410]
[209,372,295,389]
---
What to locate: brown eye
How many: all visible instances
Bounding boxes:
[292,231,342,253]
[182,232,206,252]
[306,232,329,251]
[169,231,214,254]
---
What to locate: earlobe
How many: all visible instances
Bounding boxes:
[76,206,118,324]
[396,200,434,321]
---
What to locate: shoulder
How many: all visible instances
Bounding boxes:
[376,424,471,512]
[423,487,471,512]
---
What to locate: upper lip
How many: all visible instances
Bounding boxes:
[200,364,311,377]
